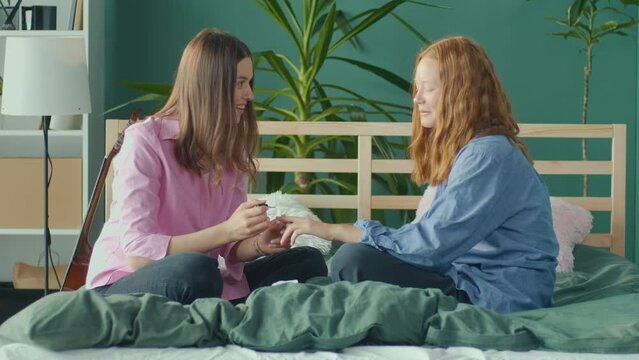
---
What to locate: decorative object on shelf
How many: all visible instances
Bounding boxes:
[21,5,56,30]
[0,0,21,30]
[72,0,82,30]
[13,251,66,290]
[1,36,91,295]
[67,0,77,30]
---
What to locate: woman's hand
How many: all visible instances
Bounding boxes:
[222,199,270,242]
[255,219,289,255]
[279,216,330,247]
[279,216,363,246]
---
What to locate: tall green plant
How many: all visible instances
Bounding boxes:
[254,0,442,223]
[547,0,639,195]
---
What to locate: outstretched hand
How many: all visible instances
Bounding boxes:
[256,219,290,255]
[278,216,330,247]
[279,216,364,246]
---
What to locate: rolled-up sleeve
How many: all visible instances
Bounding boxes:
[113,128,171,261]
[357,148,511,269]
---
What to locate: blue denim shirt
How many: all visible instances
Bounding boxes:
[356,135,558,313]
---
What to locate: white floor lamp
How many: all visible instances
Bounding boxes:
[1,36,91,295]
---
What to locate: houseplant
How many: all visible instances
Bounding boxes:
[546,0,639,194]
[251,0,442,223]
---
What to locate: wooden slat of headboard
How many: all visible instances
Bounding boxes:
[105,120,626,257]
[357,136,373,219]
[611,125,627,256]
[519,124,613,138]
[257,122,615,138]
[258,158,357,173]
[260,159,612,175]
[248,194,358,209]
[583,234,612,248]
[257,121,411,136]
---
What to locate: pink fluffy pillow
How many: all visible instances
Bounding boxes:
[412,186,593,272]
[550,197,593,272]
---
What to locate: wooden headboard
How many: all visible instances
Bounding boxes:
[105,120,627,257]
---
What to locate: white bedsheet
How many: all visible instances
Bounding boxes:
[1,343,638,360]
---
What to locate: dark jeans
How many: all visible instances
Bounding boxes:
[93,246,327,304]
[331,243,471,303]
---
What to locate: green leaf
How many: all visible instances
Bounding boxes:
[546,16,570,27]
[254,103,300,121]
[592,19,639,39]
[568,0,588,26]
[329,56,412,93]
[302,135,353,157]
[254,87,298,103]
[316,83,412,121]
[258,50,304,107]
[264,142,298,157]
[334,10,364,50]
[405,0,450,10]
[307,177,357,193]
[281,0,303,38]
[329,0,405,54]
[551,30,588,41]
[256,0,303,54]
[308,3,336,83]
[392,12,431,45]
[103,93,165,115]
[306,105,350,122]
[615,19,639,30]
[318,84,412,110]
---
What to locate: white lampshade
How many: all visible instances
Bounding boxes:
[1,36,91,116]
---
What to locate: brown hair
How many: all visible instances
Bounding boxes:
[409,36,532,186]
[155,28,258,185]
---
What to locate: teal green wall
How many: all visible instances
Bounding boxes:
[105,0,637,262]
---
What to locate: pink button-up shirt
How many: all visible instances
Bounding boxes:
[86,117,250,300]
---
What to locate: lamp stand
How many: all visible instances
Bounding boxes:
[42,115,51,296]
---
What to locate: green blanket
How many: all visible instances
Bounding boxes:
[2,245,639,353]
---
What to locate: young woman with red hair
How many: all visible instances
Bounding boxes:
[279,36,558,313]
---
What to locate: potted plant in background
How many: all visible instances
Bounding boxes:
[546,0,639,195]
[246,0,442,223]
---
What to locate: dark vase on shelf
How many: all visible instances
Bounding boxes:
[21,5,56,30]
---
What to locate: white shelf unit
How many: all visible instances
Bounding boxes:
[0,0,104,283]
[0,130,83,157]
[0,229,80,236]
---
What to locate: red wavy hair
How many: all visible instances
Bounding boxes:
[409,36,531,186]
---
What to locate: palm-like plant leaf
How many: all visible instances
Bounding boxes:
[329,0,405,53]
[329,56,412,93]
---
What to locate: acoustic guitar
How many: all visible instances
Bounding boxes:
[61,113,140,290]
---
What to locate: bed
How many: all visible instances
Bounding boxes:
[0,120,636,360]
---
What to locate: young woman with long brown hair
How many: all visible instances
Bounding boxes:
[278,36,558,313]
[86,29,327,304]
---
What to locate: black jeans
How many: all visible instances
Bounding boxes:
[331,243,471,304]
[93,246,327,304]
